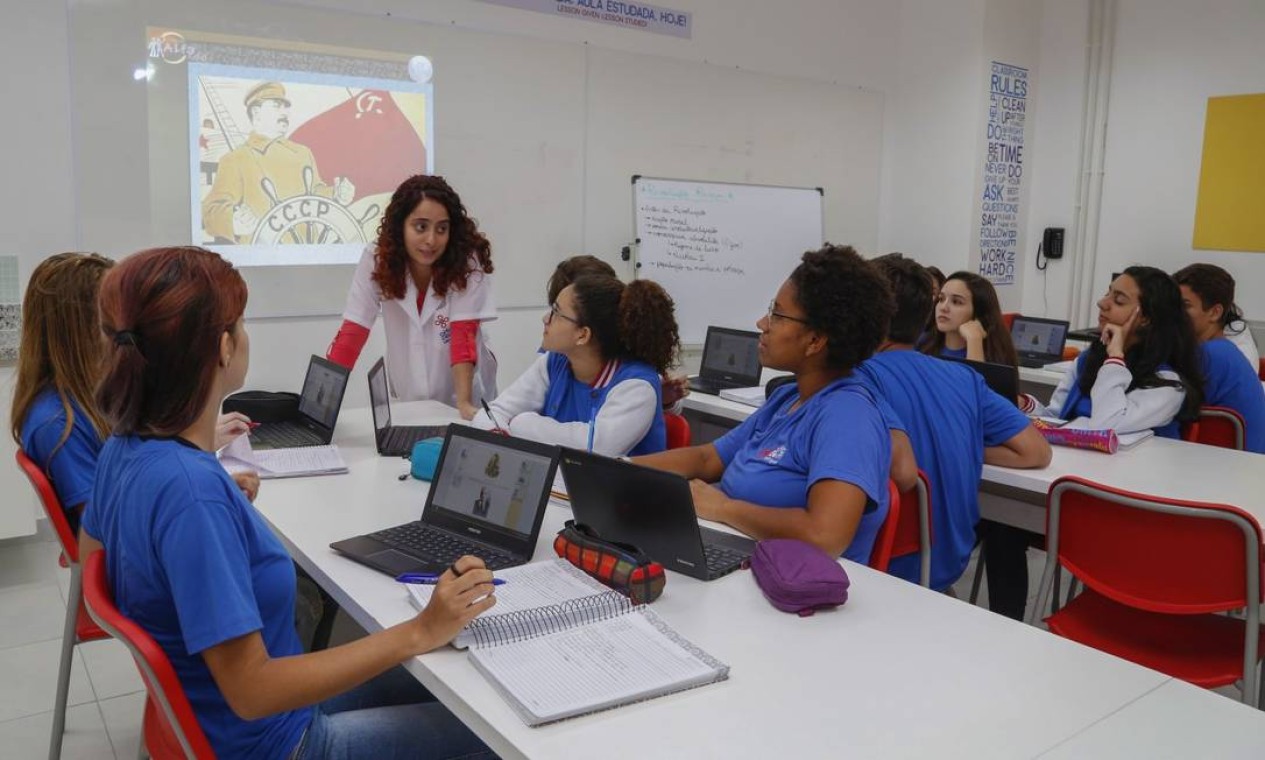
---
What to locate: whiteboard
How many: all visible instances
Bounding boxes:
[633,177,824,345]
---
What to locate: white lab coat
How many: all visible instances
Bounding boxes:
[340,246,498,404]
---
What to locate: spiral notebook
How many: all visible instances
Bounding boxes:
[406,560,729,726]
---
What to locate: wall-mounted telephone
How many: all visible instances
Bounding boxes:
[1042,227,1065,259]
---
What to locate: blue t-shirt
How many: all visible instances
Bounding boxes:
[541,353,666,455]
[856,349,1030,590]
[82,436,310,759]
[712,377,891,564]
[939,346,968,360]
[20,389,103,533]
[1201,337,1265,454]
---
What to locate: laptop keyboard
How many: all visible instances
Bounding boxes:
[370,523,516,570]
[250,422,321,448]
[703,543,747,578]
[382,425,447,456]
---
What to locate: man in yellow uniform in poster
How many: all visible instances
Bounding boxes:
[202,82,355,243]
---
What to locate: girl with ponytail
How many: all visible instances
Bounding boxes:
[473,274,681,456]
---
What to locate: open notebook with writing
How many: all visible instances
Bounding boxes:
[406,559,729,726]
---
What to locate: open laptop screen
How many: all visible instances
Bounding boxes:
[1011,318,1068,357]
[701,327,761,382]
[297,356,349,429]
[429,433,554,538]
[368,358,391,435]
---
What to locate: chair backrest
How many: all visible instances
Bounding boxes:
[867,481,903,573]
[663,412,691,450]
[1001,312,1017,331]
[1181,406,1246,450]
[1258,358,1264,382]
[1045,476,1262,615]
[15,449,80,563]
[889,470,933,587]
[81,551,216,760]
[764,375,795,400]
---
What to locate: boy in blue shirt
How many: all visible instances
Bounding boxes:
[1175,264,1265,453]
[856,254,1050,601]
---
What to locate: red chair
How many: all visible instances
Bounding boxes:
[1182,406,1247,450]
[867,481,903,573]
[14,450,110,760]
[1031,476,1264,707]
[1258,358,1264,382]
[1001,312,1018,331]
[888,471,933,587]
[82,551,215,759]
[664,412,691,449]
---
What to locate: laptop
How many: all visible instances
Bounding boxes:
[249,355,350,450]
[331,426,559,576]
[688,326,762,395]
[942,356,1020,406]
[1010,316,1070,369]
[368,357,450,457]
[558,449,755,581]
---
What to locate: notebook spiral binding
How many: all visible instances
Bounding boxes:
[468,592,633,649]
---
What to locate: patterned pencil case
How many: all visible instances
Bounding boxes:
[553,520,666,604]
[1031,418,1119,454]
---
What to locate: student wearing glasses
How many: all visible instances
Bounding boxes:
[634,245,910,563]
[471,274,681,456]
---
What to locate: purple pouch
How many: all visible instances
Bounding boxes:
[749,539,850,616]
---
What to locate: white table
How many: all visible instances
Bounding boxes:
[249,401,1265,759]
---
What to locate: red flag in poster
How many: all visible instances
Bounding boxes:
[290,90,427,201]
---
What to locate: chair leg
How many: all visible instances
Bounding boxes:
[1051,565,1063,614]
[969,553,985,605]
[49,570,82,760]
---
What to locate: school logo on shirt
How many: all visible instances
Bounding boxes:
[434,313,450,345]
[758,445,786,465]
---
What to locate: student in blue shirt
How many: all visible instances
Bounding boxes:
[919,271,1019,367]
[635,245,911,563]
[857,254,1050,594]
[473,274,680,456]
[79,246,495,760]
[10,253,115,534]
[1174,263,1265,453]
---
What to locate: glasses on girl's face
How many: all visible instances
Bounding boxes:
[765,300,810,326]
[544,302,581,326]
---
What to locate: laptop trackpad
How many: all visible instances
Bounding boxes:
[368,550,446,576]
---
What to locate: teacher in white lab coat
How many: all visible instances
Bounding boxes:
[327,175,497,419]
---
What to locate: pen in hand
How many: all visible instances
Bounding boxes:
[396,570,506,586]
[480,399,507,434]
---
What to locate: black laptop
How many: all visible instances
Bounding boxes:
[942,356,1020,406]
[249,355,350,450]
[688,326,762,395]
[559,449,754,581]
[1010,316,1070,369]
[331,426,559,576]
[368,357,449,457]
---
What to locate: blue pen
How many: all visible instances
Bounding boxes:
[587,406,598,452]
[396,573,506,586]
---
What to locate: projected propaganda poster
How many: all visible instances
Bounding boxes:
[191,67,432,265]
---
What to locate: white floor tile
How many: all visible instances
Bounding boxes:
[0,639,96,722]
[79,639,145,701]
[98,691,145,760]
[0,701,115,760]
[0,581,69,651]
[0,539,63,591]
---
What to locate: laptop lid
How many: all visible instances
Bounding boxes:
[367,357,391,449]
[296,355,350,442]
[1010,316,1069,363]
[559,449,712,578]
[941,356,1020,406]
[699,326,762,386]
[421,427,559,561]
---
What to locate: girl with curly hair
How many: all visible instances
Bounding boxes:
[328,175,496,419]
[472,275,680,456]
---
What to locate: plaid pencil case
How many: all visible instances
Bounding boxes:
[553,520,666,604]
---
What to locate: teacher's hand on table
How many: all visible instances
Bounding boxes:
[413,555,498,652]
